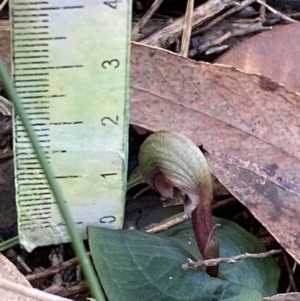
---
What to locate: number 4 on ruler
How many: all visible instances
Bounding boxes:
[104,0,121,9]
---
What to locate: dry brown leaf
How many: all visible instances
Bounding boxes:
[215,23,300,93]
[130,42,300,264]
[0,19,11,74]
[0,253,36,301]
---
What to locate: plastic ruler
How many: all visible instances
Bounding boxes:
[10,0,131,251]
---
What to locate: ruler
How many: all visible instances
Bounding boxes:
[10,0,131,252]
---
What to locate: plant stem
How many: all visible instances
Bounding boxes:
[0,59,106,301]
[191,190,220,277]
[0,236,19,252]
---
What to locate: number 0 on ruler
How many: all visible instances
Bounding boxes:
[11,0,131,251]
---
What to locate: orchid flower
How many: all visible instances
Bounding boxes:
[138,131,220,277]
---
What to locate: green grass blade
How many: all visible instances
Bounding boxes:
[0,59,106,301]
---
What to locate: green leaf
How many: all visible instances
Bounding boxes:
[88,217,280,301]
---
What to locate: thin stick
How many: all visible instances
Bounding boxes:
[0,0,9,12]
[189,23,271,57]
[141,0,235,48]
[193,0,256,35]
[132,0,165,35]
[0,59,106,301]
[26,252,91,282]
[283,252,297,292]
[180,0,194,57]
[259,0,266,22]
[146,197,237,233]
[146,214,190,233]
[183,249,282,269]
[133,186,150,199]
[0,278,73,301]
[256,0,298,23]
[0,94,13,115]
[286,261,298,293]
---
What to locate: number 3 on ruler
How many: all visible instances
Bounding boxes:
[102,59,119,69]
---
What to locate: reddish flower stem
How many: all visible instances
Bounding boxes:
[191,195,220,277]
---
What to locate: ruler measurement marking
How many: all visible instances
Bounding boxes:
[15,74,49,77]
[20,197,52,202]
[22,101,49,104]
[21,213,52,217]
[18,90,49,93]
[20,194,51,197]
[20,113,49,116]
[50,121,83,125]
[14,20,49,24]
[55,175,81,179]
[15,43,49,47]
[20,200,52,204]
[15,56,49,59]
[20,201,52,205]
[21,208,52,212]
[16,65,83,71]
[17,167,47,171]
[14,37,65,42]
[17,182,49,185]
[14,6,84,11]
[21,218,51,223]
[14,2,49,5]
[15,79,49,82]
[26,118,50,121]
[14,26,49,29]
[16,62,50,65]
[18,188,50,192]
[16,157,49,161]
[14,13,49,17]
[21,94,65,99]
[15,32,50,36]
[18,172,46,176]
[16,84,50,88]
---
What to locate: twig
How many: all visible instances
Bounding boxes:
[182,249,282,269]
[16,255,32,274]
[286,261,298,293]
[211,197,237,211]
[259,0,266,22]
[50,248,63,285]
[180,0,194,57]
[146,214,190,233]
[0,278,73,301]
[193,0,256,35]
[133,185,150,199]
[132,0,165,36]
[133,19,173,42]
[0,150,13,159]
[146,197,237,233]
[189,23,271,57]
[256,0,298,23]
[283,252,297,292]
[0,0,9,12]
[140,0,235,48]
[26,253,91,282]
[291,12,300,19]
[44,281,89,298]
[263,293,300,301]
[205,45,229,55]
[0,94,13,116]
